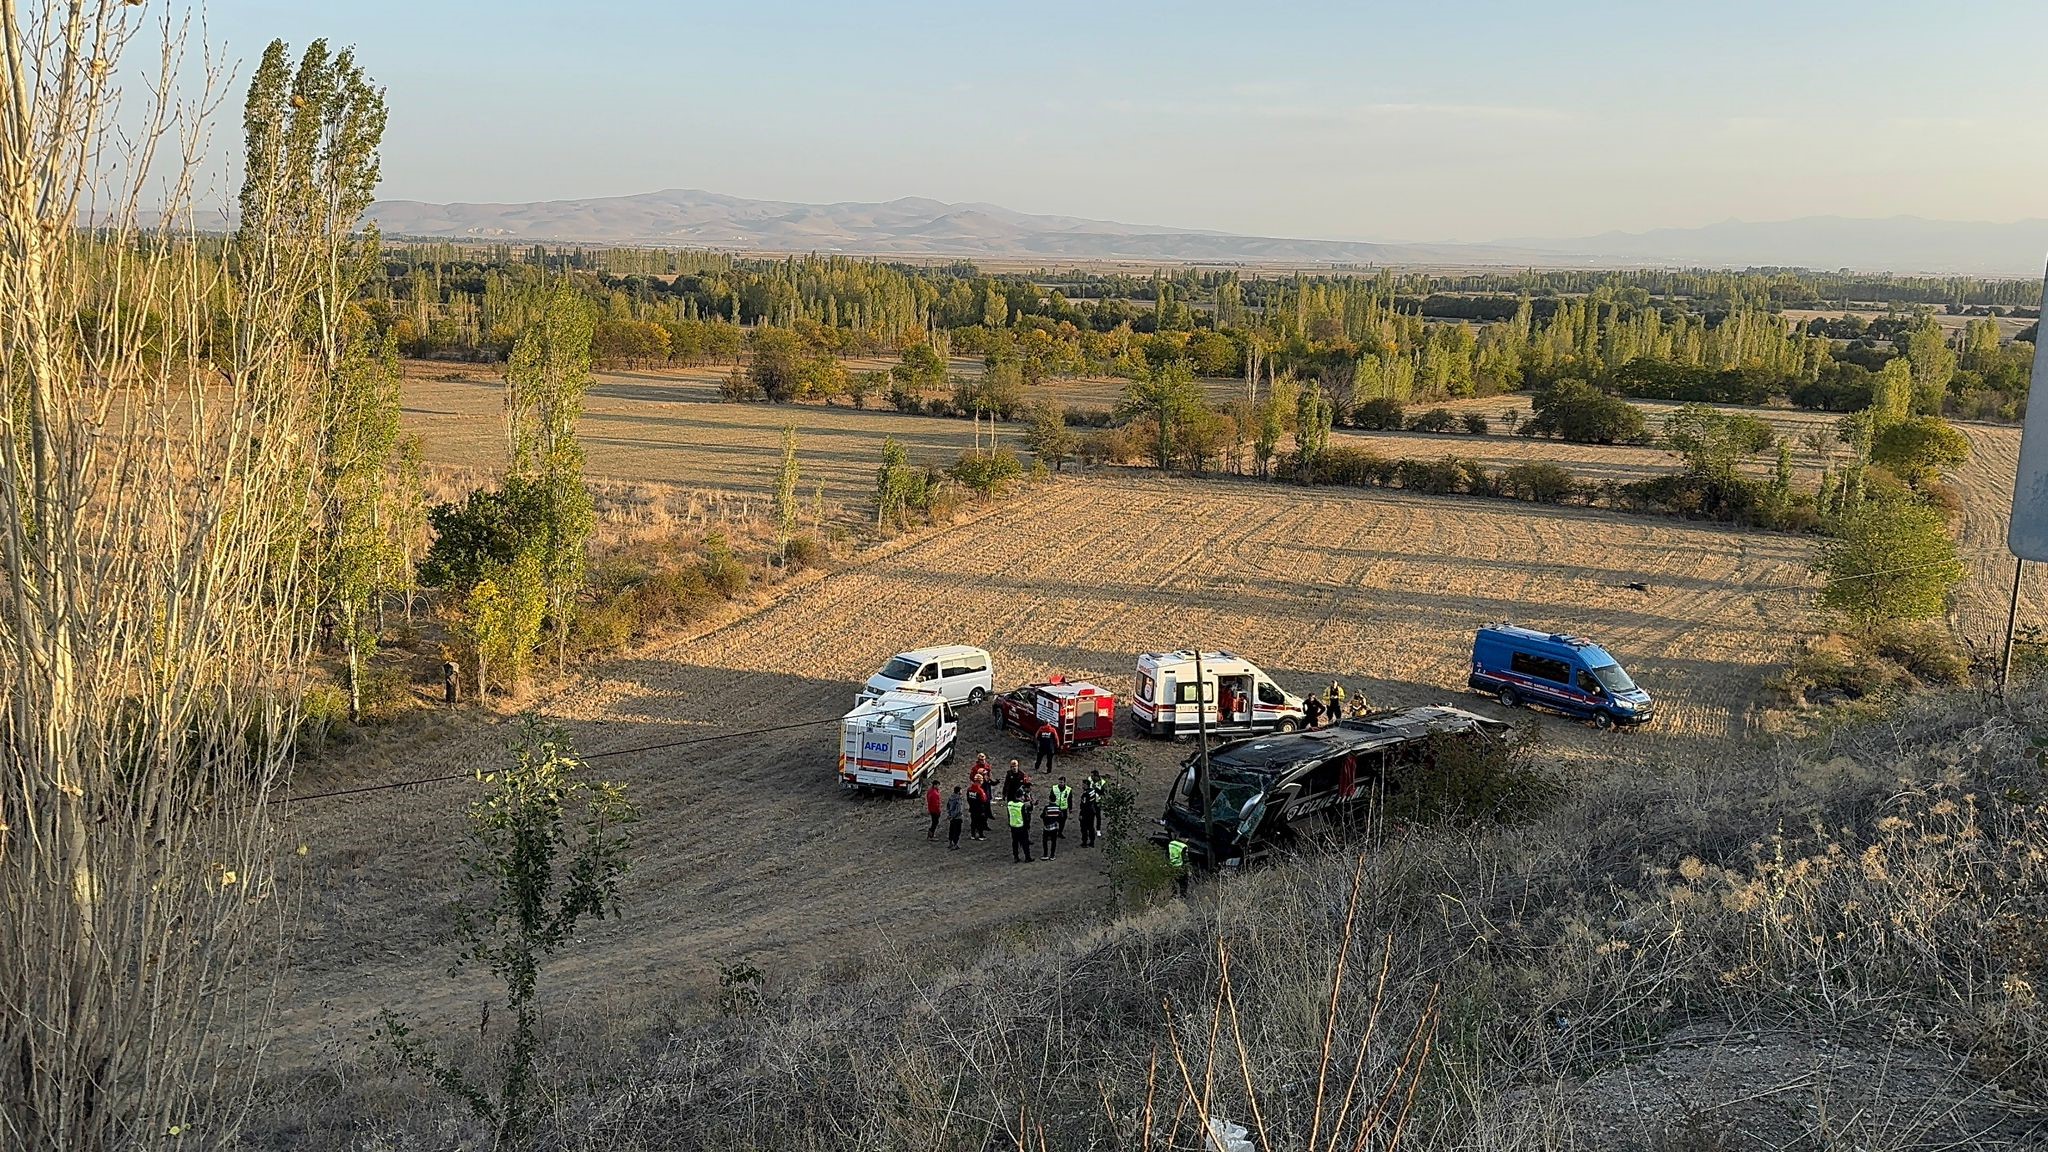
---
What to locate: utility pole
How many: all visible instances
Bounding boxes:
[2002,557,2026,692]
[1193,648,1215,870]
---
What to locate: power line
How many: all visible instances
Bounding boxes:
[279,701,946,806]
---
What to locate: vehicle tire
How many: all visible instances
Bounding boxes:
[1275,719,1297,733]
[968,687,988,705]
[1593,711,1615,731]
[1498,687,1520,710]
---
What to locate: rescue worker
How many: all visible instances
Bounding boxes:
[946,785,964,849]
[1050,776,1074,815]
[1326,681,1346,726]
[1349,693,1371,719]
[1034,721,1058,773]
[1041,793,1065,859]
[1081,774,1097,848]
[967,778,990,840]
[1304,694,1325,729]
[1167,837,1190,897]
[970,752,992,792]
[1008,795,1033,863]
[924,781,943,840]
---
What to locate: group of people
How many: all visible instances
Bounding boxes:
[923,752,1108,864]
[1303,680,1371,729]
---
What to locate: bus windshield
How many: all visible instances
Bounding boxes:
[1589,663,1636,693]
[1174,768,1266,827]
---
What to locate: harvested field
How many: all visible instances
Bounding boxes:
[276,471,1820,1067]
[1949,420,2047,647]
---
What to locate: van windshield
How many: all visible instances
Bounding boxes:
[1589,663,1636,693]
[879,656,922,681]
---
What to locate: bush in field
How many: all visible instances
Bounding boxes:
[1461,412,1491,436]
[697,530,750,598]
[1023,401,1078,471]
[1499,461,1578,503]
[1352,397,1405,430]
[1522,379,1648,445]
[1871,416,1971,487]
[1406,407,1458,434]
[1814,499,1964,622]
[948,448,1023,500]
[718,366,759,402]
[1309,445,1393,486]
[1394,456,1468,495]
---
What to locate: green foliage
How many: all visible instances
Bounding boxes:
[1521,379,1647,445]
[947,448,1023,500]
[1903,316,1957,415]
[1115,359,1206,470]
[1352,397,1405,431]
[1095,749,1171,904]
[697,530,750,598]
[1662,404,1777,480]
[1499,461,1578,503]
[772,425,800,563]
[419,483,548,595]
[1023,401,1078,471]
[1386,731,1557,826]
[452,552,547,701]
[1292,380,1332,482]
[383,719,635,1150]
[1871,416,1970,484]
[1460,412,1491,436]
[748,327,808,402]
[1406,407,1457,433]
[1869,357,1914,430]
[505,284,598,668]
[1815,499,1965,623]
[874,437,938,529]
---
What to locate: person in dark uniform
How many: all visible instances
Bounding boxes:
[946,786,964,849]
[1041,795,1065,859]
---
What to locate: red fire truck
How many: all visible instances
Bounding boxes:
[992,677,1117,751]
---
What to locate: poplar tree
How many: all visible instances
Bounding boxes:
[505,284,597,669]
[773,425,800,564]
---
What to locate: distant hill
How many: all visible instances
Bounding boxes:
[363,188,1558,266]
[365,189,2048,275]
[1512,215,2048,277]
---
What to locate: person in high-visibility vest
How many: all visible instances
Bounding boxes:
[1050,777,1073,813]
[1008,796,1034,863]
[1166,838,1190,896]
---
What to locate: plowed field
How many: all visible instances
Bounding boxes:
[277,471,1819,1062]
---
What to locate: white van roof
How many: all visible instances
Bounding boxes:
[894,644,989,663]
[1139,650,1255,670]
[845,688,946,730]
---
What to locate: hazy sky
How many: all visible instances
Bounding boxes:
[186,0,2048,242]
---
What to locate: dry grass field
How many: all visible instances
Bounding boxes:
[276,467,1823,1068]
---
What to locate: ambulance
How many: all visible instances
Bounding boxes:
[992,676,1117,751]
[838,688,958,793]
[1130,651,1305,738]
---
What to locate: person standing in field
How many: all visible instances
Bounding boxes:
[1008,795,1033,863]
[1167,838,1190,897]
[1041,792,1065,859]
[924,781,942,840]
[1050,776,1073,816]
[967,777,990,840]
[1002,759,1024,802]
[1304,694,1324,730]
[946,785,964,849]
[1034,721,1058,774]
[1326,681,1346,726]
[1078,779,1101,848]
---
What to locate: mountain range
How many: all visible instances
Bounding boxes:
[363,188,2048,277]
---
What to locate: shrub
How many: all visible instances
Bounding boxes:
[1499,461,1577,503]
[1352,397,1405,431]
[1871,416,1971,486]
[784,534,824,570]
[1815,499,1964,622]
[698,531,750,598]
[1869,623,1969,686]
[1460,412,1491,436]
[1406,407,1457,434]
[296,684,351,752]
[1394,456,1467,495]
[947,449,1023,500]
[1309,445,1392,487]
[718,366,759,402]
[1523,379,1648,445]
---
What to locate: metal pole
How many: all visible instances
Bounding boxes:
[1193,650,1215,869]
[2002,557,2026,692]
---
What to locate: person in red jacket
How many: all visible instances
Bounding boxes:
[924,781,943,840]
[967,778,990,840]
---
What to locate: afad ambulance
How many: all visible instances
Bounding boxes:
[1130,651,1305,738]
[838,688,958,793]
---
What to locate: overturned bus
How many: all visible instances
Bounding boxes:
[1153,704,1512,869]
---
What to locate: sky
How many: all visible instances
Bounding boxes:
[166,0,2048,243]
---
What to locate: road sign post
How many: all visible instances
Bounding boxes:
[2006,263,2048,560]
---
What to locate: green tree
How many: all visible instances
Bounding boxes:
[1871,415,1970,486]
[1814,499,1964,622]
[1023,401,1077,471]
[1253,392,1285,478]
[505,285,597,669]
[1662,404,1776,481]
[1115,359,1205,470]
[1869,357,1914,430]
[948,448,1023,500]
[1293,381,1332,482]
[321,333,403,719]
[748,327,807,401]
[383,719,635,1150]
[1903,316,1957,414]
[874,437,933,528]
[773,425,800,563]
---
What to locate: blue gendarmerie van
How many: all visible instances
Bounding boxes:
[1468,624,1653,729]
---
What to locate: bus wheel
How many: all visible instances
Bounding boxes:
[1498,687,1519,710]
